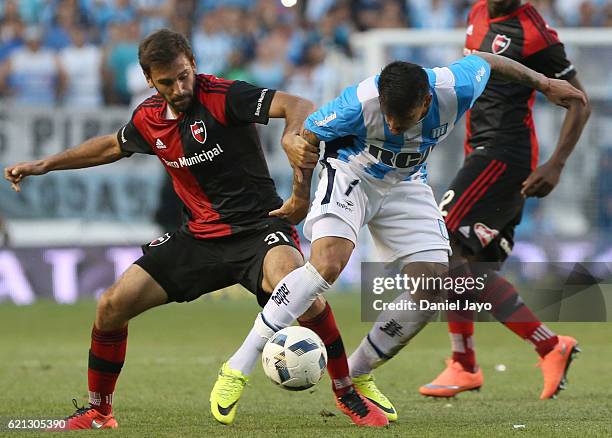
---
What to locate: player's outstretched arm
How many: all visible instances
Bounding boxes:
[472,51,586,108]
[521,76,591,198]
[3,134,126,192]
[268,91,319,182]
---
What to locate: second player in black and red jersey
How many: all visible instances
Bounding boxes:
[4,29,386,428]
[463,0,577,169]
[421,0,591,401]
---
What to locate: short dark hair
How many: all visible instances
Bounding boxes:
[138,28,194,75]
[378,61,429,117]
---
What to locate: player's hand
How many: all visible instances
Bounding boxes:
[3,161,47,192]
[269,194,310,225]
[521,160,563,198]
[542,78,587,109]
[281,133,319,183]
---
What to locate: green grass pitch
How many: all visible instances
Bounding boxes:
[1,292,611,437]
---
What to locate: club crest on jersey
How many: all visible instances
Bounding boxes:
[190,120,207,144]
[492,34,511,55]
[473,223,499,247]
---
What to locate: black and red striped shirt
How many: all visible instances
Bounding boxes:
[464,1,576,170]
[117,74,282,239]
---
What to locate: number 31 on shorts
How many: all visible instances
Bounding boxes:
[264,231,290,245]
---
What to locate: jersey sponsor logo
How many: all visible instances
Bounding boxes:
[254,88,269,116]
[492,34,511,55]
[473,222,499,247]
[368,144,431,169]
[155,138,166,149]
[190,120,207,144]
[314,112,337,127]
[430,123,448,139]
[149,232,172,247]
[161,144,225,169]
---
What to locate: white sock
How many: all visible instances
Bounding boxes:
[349,292,438,377]
[227,263,330,375]
[227,313,275,375]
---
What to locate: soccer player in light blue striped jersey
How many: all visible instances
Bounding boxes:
[220,52,586,422]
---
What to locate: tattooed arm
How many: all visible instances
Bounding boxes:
[269,128,320,224]
[472,51,586,108]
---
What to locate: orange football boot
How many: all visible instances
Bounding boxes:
[335,387,389,427]
[51,399,118,430]
[538,335,580,399]
[419,359,483,397]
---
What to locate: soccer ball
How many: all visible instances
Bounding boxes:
[262,326,327,391]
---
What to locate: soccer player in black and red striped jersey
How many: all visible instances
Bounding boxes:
[418,0,591,399]
[3,29,387,429]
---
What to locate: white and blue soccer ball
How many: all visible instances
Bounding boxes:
[262,326,327,391]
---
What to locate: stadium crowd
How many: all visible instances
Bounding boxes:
[0,0,610,108]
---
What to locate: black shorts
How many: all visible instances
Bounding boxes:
[440,154,531,264]
[134,217,302,306]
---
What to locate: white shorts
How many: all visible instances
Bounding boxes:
[304,158,451,263]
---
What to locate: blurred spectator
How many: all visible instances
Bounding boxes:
[58,26,103,107]
[83,0,136,42]
[222,50,255,82]
[248,30,287,90]
[353,0,383,31]
[44,0,79,50]
[103,21,139,104]
[126,61,155,109]
[604,3,612,27]
[0,26,65,106]
[15,0,46,24]
[407,0,455,29]
[192,9,235,75]
[0,1,25,62]
[305,0,337,23]
[133,0,170,37]
[285,41,332,105]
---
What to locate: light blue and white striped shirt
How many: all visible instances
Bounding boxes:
[305,55,491,184]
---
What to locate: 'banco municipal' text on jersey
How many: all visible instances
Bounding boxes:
[464,1,576,169]
[304,55,491,185]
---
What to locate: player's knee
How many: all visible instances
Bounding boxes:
[310,256,345,284]
[96,285,128,330]
[310,237,353,284]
